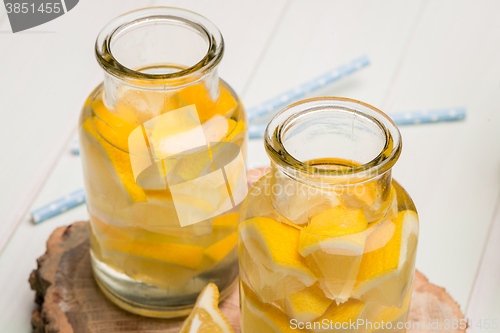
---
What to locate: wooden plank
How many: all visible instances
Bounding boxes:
[466,196,500,331]
[380,0,500,307]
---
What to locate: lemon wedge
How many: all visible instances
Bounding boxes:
[205,232,238,262]
[286,283,333,322]
[239,236,306,303]
[239,217,316,287]
[82,101,147,202]
[102,239,205,270]
[179,283,234,333]
[310,299,366,332]
[212,213,239,228]
[352,210,419,307]
[241,282,304,333]
[298,207,369,303]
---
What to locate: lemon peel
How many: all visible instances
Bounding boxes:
[240,217,316,287]
[179,283,234,333]
[352,210,419,307]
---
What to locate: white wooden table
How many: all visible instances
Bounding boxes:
[1,0,499,331]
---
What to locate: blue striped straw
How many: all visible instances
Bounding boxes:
[71,140,80,155]
[389,107,466,125]
[247,55,370,123]
[248,107,466,139]
[31,189,86,224]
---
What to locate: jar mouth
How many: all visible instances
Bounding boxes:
[264,97,402,183]
[95,7,224,85]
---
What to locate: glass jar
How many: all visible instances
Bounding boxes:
[78,7,247,318]
[239,97,418,332]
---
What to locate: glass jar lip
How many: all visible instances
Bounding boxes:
[95,7,224,84]
[264,97,402,182]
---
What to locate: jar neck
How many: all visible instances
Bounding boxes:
[265,97,402,225]
[95,7,223,122]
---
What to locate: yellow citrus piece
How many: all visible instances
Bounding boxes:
[306,206,368,236]
[90,214,130,241]
[118,253,198,291]
[352,210,418,307]
[205,232,238,262]
[286,283,333,322]
[363,289,412,332]
[239,236,306,303]
[344,182,396,223]
[102,239,205,270]
[298,207,369,303]
[179,283,234,333]
[310,298,366,332]
[212,213,239,228]
[173,118,237,181]
[178,83,239,122]
[225,119,245,143]
[241,282,305,333]
[82,101,147,202]
[239,217,316,287]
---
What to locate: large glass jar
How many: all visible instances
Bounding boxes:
[78,7,247,318]
[239,98,418,332]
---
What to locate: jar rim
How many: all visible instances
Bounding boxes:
[264,97,402,183]
[95,7,224,85]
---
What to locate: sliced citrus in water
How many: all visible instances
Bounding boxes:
[239,217,316,287]
[352,210,419,307]
[179,283,234,333]
[82,101,147,202]
[205,232,238,262]
[102,239,205,270]
[212,213,239,229]
[285,283,333,322]
[310,298,366,332]
[241,282,305,333]
[239,234,306,303]
[298,206,369,303]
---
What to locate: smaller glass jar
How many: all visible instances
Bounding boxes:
[238,97,419,332]
[79,7,247,318]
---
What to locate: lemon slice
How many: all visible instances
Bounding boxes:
[102,239,205,270]
[82,101,147,202]
[205,232,238,262]
[179,283,234,333]
[352,210,419,307]
[270,179,340,225]
[239,236,306,303]
[298,207,369,303]
[239,217,316,287]
[212,213,239,229]
[310,298,366,332]
[343,183,397,223]
[285,283,333,322]
[241,282,303,333]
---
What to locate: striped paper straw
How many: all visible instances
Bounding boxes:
[71,140,80,155]
[247,55,370,123]
[31,189,86,224]
[389,107,466,126]
[248,107,466,139]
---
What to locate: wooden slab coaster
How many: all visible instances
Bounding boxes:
[29,168,466,332]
